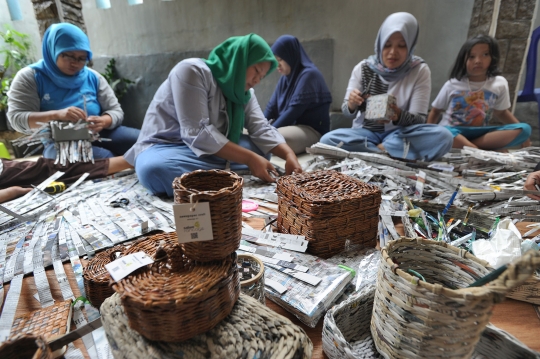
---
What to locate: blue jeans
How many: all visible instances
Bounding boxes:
[135,135,269,197]
[43,125,141,159]
[320,124,454,161]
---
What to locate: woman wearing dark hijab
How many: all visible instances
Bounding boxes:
[320,12,453,161]
[264,35,332,154]
[125,34,302,197]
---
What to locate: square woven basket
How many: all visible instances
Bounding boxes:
[276,170,381,258]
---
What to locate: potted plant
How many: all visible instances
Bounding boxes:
[0,25,34,131]
[100,58,134,100]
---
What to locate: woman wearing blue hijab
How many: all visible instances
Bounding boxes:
[7,23,140,159]
[264,35,332,154]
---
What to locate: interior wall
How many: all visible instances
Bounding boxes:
[0,0,42,64]
[80,0,474,111]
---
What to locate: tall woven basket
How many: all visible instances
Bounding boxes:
[276,170,381,258]
[173,169,243,262]
[112,236,240,342]
[371,237,540,359]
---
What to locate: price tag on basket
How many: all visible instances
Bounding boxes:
[173,201,214,243]
[105,252,154,282]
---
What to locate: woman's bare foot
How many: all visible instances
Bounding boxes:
[107,156,134,175]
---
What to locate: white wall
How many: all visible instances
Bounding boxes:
[0,0,42,64]
[80,0,474,109]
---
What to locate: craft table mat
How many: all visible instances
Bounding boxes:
[0,218,538,359]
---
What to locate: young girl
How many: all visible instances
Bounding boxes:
[320,12,453,161]
[427,35,531,150]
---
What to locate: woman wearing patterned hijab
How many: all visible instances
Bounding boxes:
[265,35,332,154]
[125,34,302,197]
[8,23,140,159]
[320,12,453,161]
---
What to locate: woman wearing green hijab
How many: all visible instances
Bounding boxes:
[125,34,302,196]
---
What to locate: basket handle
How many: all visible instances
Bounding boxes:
[485,250,540,302]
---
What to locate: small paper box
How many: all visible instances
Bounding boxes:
[365,94,396,122]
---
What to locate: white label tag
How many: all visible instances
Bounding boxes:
[173,202,213,243]
[105,252,154,282]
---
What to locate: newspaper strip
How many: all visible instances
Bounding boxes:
[0,273,23,341]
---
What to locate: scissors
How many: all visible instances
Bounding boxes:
[110,198,129,208]
[357,78,373,112]
[360,78,373,98]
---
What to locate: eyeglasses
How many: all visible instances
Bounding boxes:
[60,53,88,64]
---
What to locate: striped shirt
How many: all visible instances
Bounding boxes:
[341,61,431,133]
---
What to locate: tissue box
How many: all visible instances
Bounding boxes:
[365,94,396,122]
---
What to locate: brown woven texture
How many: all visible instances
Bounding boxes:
[371,237,540,359]
[0,334,53,359]
[276,170,381,258]
[112,234,240,342]
[10,299,72,340]
[83,245,126,308]
[173,169,243,262]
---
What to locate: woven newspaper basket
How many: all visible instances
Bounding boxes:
[101,292,312,359]
[276,170,381,258]
[111,241,240,342]
[0,334,53,359]
[322,283,540,359]
[237,253,265,304]
[173,169,243,262]
[322,285,379,359]
[371,237,540,359]
[83,234,178,308]
[507,273,540,305]
[83,245,126,308]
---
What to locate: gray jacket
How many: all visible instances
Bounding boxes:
[7,66,124,134]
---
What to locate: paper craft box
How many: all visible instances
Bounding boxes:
[365,93,396,122]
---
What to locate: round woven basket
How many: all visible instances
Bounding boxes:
[237,253,265,304]
[322,282,540,359]
[101,292,313,359]
[371,237,540,359]
[0,334,53,359]
[173,169,243,262]
[83,245,126,308]
[111,239,240,342]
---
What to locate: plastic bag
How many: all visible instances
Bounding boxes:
[471,218,522,267]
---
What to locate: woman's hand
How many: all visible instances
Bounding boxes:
[87,115,112,134]
[524,171,540,201]
[56,106,87,123]
[246,154,277,183]
[284,154,302,175]
[389,103,402,122]
[347,89,366,112]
